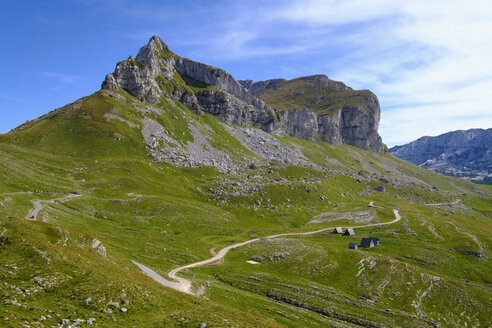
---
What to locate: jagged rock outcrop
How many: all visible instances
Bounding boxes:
[102,36,385,153]
[340,96,383,152]
[390,128,492,183]
[102,36,167,103]
[102,36,276,129]
[173,58,270,112]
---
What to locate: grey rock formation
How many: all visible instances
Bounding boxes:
[102,36,385,153]
[240,76,385,153]
[174,58,272,113]
[90,239,107,258]
[389,128,492,183]
[102,36,276,128]
[225,126,318,168]
[340,98,383,152]
[239,78,287,95]
[102,36,172,103]
[194,90,274,128]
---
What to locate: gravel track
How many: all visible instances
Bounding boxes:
[136,204,402,295]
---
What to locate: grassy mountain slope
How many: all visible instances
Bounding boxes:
[1,87,491,327]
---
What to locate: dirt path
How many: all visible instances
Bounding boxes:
[131,261,189,293]
[448,222,485,257]
[367,201,382,208]
[27,193,81,220]
[142,206,402,295]
[424,199,461,206]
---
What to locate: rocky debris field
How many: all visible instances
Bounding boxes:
[226,126,318,168]
[142,116,236,173]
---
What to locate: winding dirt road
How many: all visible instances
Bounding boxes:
[27,193,81,220]
[145,206,402,295]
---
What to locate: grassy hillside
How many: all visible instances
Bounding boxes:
[0,89,490,327]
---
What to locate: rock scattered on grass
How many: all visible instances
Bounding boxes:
[90,239,107,258]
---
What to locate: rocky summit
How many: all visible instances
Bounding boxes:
[103,36,385,153]
[390,128,492,184]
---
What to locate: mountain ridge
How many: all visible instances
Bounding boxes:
[101,36,385,153]
[389,128,492,184]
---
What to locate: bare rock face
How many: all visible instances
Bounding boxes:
[102,36,385,153]
[102,36,173,103]
[244,76,385,152]
[235,79,286,97]
[340,96,384,152]
[390,128,492,183]
[173,58,271,113]
[101,59,161,104]
[194,91,275,128]
[277,109,319,141]
[102,36,276,128]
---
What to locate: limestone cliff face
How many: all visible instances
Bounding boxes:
[102,36,385,153]
[340,96,383,152]
[240,76,385,152]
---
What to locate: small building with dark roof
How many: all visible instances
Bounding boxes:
[348,242,358,250]
[368,237,380,246]
[344,228,355,236]
[333,227,343,234]
[360,238,375,248]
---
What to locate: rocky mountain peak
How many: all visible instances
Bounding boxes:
[101,36,386,153]
[148,35,169,51]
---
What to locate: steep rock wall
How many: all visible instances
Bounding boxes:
[241,77,385,152]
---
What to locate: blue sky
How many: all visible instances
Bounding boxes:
[1,0,491,146]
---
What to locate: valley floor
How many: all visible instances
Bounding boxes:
[158,204,401,295]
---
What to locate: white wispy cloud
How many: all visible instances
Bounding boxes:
[273,0,402,24]
[261,0,492,145]
[42,71,84,84]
